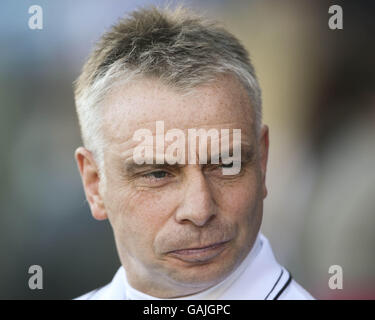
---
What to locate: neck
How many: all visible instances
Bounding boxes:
[125,265,224,298]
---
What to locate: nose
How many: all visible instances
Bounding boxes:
[175,166,217,227]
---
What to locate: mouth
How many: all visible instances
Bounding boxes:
[166,240,231,263]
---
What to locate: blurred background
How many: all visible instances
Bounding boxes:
[0,0,374,299]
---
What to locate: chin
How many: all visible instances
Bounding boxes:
[165,249,238,288]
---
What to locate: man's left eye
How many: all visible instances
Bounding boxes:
[219,162,233,168]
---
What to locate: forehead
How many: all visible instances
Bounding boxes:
[101,74,255,144]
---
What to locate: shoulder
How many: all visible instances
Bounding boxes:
[74,267,127,300]
[74,283,112,300]
[255,234,315,300]
[277,279,315,300]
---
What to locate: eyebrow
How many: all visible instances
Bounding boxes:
[123,144,256,175]
[124,162,185,175]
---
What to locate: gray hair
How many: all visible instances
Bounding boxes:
[74,5,262,172]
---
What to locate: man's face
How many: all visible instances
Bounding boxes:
[76,74,269,298]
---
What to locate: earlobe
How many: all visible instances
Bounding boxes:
[91,198,108,221]
[74,147,108,221]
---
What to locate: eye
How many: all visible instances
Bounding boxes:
[205,161,244,178]
[219,162,233,168]
[205,162,234,171]
[142,170,172,180]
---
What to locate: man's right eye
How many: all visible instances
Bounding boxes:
[145,170,168,178]
[141,170,172,180]
[137,170,175,187]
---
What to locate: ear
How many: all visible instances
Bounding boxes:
[258,125,269,199]
[75,147,108,220]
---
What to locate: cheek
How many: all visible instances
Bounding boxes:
[106,184,180,249]
[213,174,263,252]
[129,190,177,231]
[212,173,260,219]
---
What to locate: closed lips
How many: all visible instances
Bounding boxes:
[169,240,230,254]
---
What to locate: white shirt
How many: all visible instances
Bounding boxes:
[75,233,314,300]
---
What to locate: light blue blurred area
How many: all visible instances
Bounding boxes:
[0,0,374,299]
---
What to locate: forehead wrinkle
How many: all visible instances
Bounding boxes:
[106,119,253,147]
[101,75,257,158]
[121,140,255,166]
[106,122,256,164]
[105,74,252,115]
